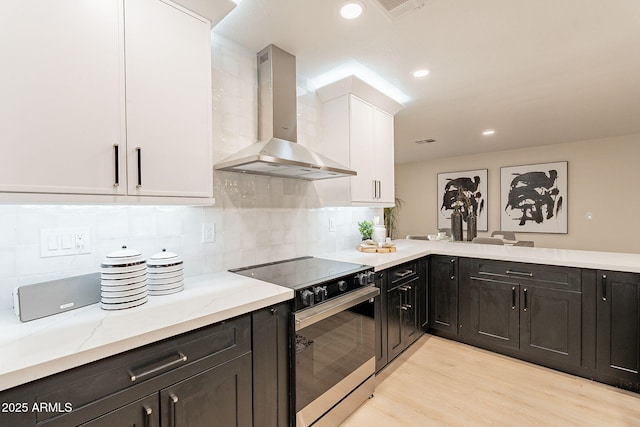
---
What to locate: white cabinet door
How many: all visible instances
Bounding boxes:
[0,0,126,195]
[349,96,375,203]
[124,0,213,198]
[373,107,395,204]
[348,96,395,205]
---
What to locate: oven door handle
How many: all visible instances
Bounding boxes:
[294,285,380,331]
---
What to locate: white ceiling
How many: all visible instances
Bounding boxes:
[212,0,640,164]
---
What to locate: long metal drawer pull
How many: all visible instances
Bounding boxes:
[511,286,516,310]
[113,144,120,187]
[523,288,528,311]
[602,274,607,301]
[395,269,414,278]
[506,269,533,277]
[136,147,142,188]
[295,286,380,331]
[129,352,188,381]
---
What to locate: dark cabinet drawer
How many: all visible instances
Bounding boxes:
[388,260,419,285]
[471,259,581,291]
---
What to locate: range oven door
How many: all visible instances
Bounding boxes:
[294,285,380,427]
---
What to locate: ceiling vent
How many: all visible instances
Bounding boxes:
[372,0,426,19]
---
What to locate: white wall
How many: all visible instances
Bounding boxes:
[0,35,380,311]
[395,133,640,253]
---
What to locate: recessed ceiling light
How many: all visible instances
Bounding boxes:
[482,129,496,136]
[341,2,365,19]
[412,69,430,78]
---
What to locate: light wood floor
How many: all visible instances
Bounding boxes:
[341,334,640,426]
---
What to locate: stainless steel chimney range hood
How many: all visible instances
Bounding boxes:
[214,45,356,180]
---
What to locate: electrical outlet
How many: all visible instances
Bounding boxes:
[202,223,216,243]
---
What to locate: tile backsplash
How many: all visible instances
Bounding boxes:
[0,34,382,311]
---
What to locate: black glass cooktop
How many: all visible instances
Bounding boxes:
[230,256,371,290]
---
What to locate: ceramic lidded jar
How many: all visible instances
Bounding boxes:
[146,249,184,296]
[100,246,148,310]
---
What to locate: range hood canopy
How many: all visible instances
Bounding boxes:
[214,45,356,180]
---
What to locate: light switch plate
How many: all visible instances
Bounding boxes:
[40,227,91,257]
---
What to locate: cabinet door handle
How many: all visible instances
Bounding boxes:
[169,393,179,427]
[523,288,528,311]
[506,270,533,277]
[129,352,188,382]
[450,258,456,280]
[136,147,142,188]
[511,286,516,310]
[377,180,381,199]
[601,274,607,301]
[395,269,414,278]
[372,180,376,199]
[401,304,412,311]
[113,144,120,187]
[399,285,412,291]
[143,405,153,427]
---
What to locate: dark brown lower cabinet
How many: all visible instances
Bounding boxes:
[252,303,291,427]
[160,354,252,427]
[81,355,253,427]
[459,258,583,371]
[596,270,640,390]
[428,255,458,335]
[0,306,292,427]
[377,258,427,372]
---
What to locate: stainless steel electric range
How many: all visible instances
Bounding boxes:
[230,256,379,427]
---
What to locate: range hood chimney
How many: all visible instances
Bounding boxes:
[214,45,356,180]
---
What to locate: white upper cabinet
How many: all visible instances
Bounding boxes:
[125,0,212,199]
[0,0,214,204]
[0,0,126,196]
[317,77,402,207]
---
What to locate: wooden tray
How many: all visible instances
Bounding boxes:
[357,244,397,253]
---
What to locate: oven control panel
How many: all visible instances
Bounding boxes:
[295,268,375,310]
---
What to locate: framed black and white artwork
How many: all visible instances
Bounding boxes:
[437,169,488,231]
[500,161,568,233]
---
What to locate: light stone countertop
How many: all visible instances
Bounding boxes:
[320,239,640,273]
[3,239,639,392]
[0,271,293,391]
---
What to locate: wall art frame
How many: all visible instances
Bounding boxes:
[437,169,488,232]
[500,161,568,233]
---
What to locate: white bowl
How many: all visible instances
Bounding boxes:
[100,264,147,274]
[148,285,184,296]
[147,275,183,285]
[101,290,147,304]
[100,296,148,311]
[145,264,183,274]
[101,283,147,296]
[146,270,183,280]
[148,280,183,291]
[100,272,147,286]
